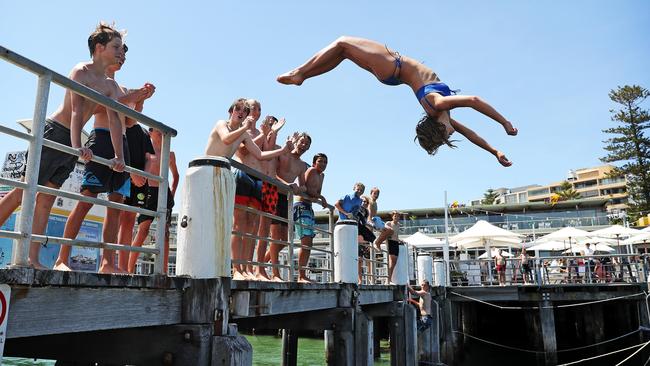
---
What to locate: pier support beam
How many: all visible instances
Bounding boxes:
[539,299,557,366]
[325,328,354,365]
[389,302,417,366]
[281,329,298,366]
[355,310,373,366]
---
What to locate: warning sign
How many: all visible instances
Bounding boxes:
[0,283,10,361]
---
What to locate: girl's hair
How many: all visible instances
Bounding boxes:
[414,114,456,155]
[361,195,371,204]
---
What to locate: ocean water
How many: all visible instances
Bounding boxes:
[3,335,391,365]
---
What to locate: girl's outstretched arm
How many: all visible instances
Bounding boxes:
[433,95,517,136]
[450,118,512,167]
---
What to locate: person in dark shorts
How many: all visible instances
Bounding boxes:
[118,122,155,271]
[128,128,178,274]
[0,23,126,269]
[356,195,376,284]
[385,211,402,284]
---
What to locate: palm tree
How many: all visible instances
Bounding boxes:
[557,181,581,201]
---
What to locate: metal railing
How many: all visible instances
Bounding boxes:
[358,241,390,285]
[0,45,177,274]
[228,159,336,283]
[448,254,646,287]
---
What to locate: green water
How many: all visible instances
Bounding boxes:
[4,335,391,365]
[245,334,391,365]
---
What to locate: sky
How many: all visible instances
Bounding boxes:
[1,1,649,211]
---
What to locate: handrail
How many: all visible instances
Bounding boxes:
[0,45,176,274]
[0,45,176,136]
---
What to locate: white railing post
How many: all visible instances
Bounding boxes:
[152,132,171,275]
[328,209,335,283]
[11,74,50,267]
[287,193,295,281]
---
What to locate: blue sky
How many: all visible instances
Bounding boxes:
[1,1,649,210]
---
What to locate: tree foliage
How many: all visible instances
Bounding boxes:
[482,188,499,205]
[557,181,581,201]
[601,85,650,220]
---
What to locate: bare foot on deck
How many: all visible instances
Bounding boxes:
[277,71,304,86]
[503,121,518,136]
[254,271,271,282]
[28,260,48,270]
[297,277,314,283]
[270,275,284,282]
[98,263,118,274]
[53,262,72,271]
[233,271,247,281]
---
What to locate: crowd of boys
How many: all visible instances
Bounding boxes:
[0,22,405,284]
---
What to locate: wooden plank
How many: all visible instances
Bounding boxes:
[234,308,353,332]
[358,289,395,305]
[403,303,417,366]
[234,289,339,317]
[389,302,406,366]
[5,324,213,365]
[354,310,372,366]
[362,302,400,318]
[7,286,181,338]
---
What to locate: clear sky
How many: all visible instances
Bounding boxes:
[1,1,649,211]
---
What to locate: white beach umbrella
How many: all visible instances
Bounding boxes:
[527,240,571,252]
[449,220,523,243]
[537,227,592,253]
[455,236,520,250]
[591,225,640,239]
[641,226,650,233]
[622,232,650,246]
[562,243,615,254]
[478,248,514,259]
[403,231,449,249]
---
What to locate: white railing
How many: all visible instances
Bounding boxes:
[0,45,177,275]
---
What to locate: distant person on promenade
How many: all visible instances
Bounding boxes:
[266,132,311,281]
[277,36,518,166]
[0,22,125,269]
[385,211,402,284]
[519,250,532,284]
[494,249,507,286]
[294,153,328,283]
[408,280,433,331]
[204,98,292,280]
[54,24,139,273]
[367,187,393,250]
[335,182,365,221]
[128,128,179,274]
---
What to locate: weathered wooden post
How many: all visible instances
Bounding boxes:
[176,157,235,278]
[389,301,417,366]
[333,220,358,283]
[281,329,298,366]
[176,157,251,366]
[539,295,557,366]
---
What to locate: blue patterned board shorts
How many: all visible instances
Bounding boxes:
[293,201,315,239]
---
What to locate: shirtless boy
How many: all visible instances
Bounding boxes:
[266,132,311,281]
[54,24,133,273]
[295,153,328,283]
[368,187,393,249]
[251,115,286,281]
[204,98,292,280]
[385,211,402,283]
[0,23,125,269]
[128,128,179,274]
[94,42,157,273]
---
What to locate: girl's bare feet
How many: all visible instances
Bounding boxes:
[503,121,518,136]
[53,262,72,271]
[277,71,304,86]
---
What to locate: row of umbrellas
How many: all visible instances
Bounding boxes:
[404,220,650,254]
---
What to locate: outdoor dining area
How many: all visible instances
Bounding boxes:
[404,220,650,287]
